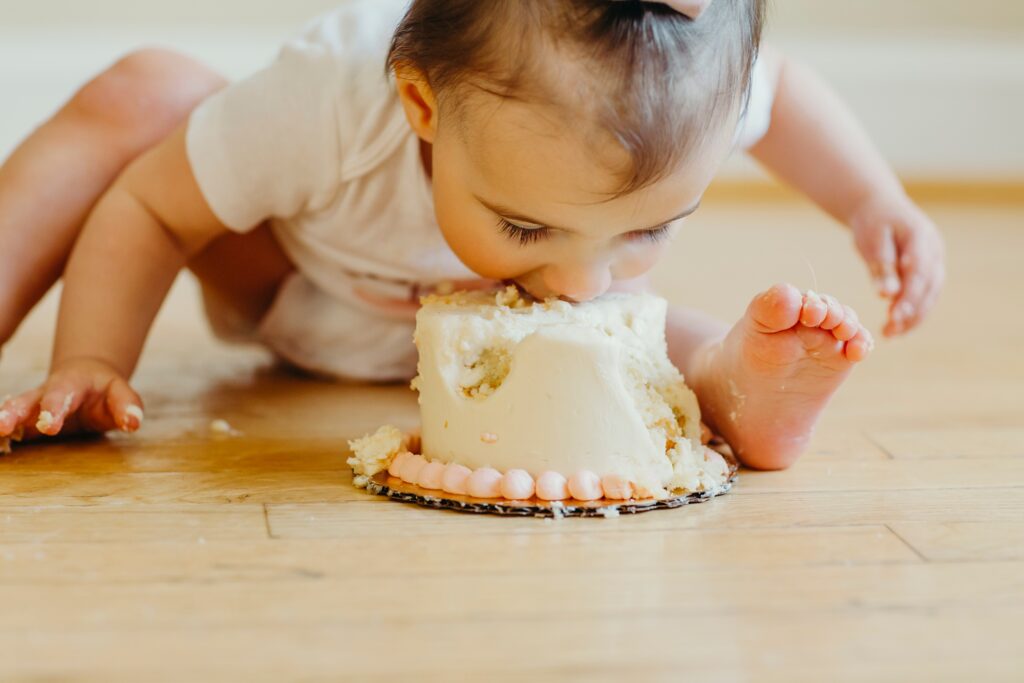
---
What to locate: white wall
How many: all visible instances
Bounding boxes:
[2,0,1023,180]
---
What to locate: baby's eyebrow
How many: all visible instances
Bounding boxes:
[476,195,701,234]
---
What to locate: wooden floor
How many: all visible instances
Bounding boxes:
[1,199,1022,681]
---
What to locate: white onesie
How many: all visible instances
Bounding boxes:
[186,0,775,381]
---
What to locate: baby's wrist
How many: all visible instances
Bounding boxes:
[51,354,125,377]
[846,188,912,233]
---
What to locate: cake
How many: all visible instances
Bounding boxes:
[348,287,731,503]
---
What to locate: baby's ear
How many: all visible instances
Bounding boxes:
[394,65,439,143]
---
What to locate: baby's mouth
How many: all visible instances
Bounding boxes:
[506,279,545,302]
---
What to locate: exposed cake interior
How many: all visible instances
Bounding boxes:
[349,287,730,500]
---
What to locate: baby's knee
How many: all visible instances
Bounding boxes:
[66,48,226,136]
[737,446,802,472]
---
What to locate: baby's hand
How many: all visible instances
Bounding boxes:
[0,357,143,443]
[849,193,946,336]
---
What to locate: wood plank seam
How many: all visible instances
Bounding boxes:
[261,504,273,539]
[862,431,896,460]
[884,524,930,563]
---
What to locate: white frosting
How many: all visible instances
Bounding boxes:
[413,288,725,497]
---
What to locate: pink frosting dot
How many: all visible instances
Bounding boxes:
[466,467,503,498]
[417,461,446,490]
[500,469,536,500]
[387,451,412,478]
[441,463,473,495]
[535,471,569,501]
[568,470,603,501]
[399,454,428,484]
[601,474,634,500]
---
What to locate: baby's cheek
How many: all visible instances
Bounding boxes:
[444,225,527,279]
[613,245,662,280]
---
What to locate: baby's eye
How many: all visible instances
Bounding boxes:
[626,224,673,244]
[497,217,548,246]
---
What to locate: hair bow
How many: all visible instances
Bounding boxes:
[612,0,713,20]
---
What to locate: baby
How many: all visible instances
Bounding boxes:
[0,0,944,469]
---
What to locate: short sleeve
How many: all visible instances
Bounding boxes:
[733,56,777,151]
[186,42,343,232]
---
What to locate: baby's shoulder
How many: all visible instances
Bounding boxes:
[277,0,412,178]
[287,0,408,71]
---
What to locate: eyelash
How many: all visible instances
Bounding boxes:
[634,225,673,244]
[496,218,674,246]
[497,217,547,246]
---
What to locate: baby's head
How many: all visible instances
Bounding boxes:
[389,0,765,301]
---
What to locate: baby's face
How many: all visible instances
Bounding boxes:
[424,90,735,302]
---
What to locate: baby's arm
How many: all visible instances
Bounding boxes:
[0,125,229,438]
[749,49,945,336]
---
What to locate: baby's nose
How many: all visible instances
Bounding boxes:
[542,265,612,303]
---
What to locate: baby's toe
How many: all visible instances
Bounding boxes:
[819,295,845,330]
[800,291,829,327]
[748,284,803,333]
[832,305,861,342]
[845,328,874,362]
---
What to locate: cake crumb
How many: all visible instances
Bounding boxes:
[35,411,56,433]
[35,394,74,433]
[480,432,498,444]
[210,419,241,437]
[597,507,621,519]
[495,285,531,309]
[125,404,144,426]
[348,425,406,480]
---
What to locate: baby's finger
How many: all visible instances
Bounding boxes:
[0,389,43,436]
[106,378,144,432]
[886,243,935,335]
[854,224,900,297]
[919,268,946,321]
[896,266,945,334]
[36,382,85,436]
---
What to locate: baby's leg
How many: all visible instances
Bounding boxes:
[668,285,872,470]
[0,48,226,347]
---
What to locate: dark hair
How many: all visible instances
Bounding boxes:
[388,0,765,196]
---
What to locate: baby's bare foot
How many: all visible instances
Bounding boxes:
[692,284,872,470]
